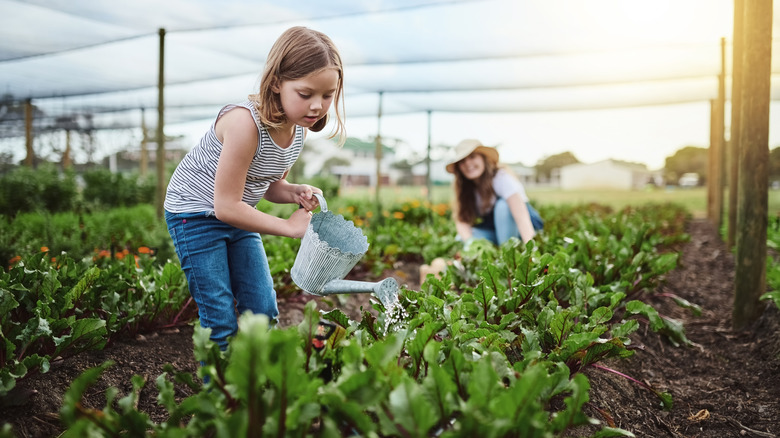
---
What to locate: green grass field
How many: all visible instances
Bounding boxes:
[338,185,780,219]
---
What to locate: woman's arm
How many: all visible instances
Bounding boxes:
[212,109,312,238]
[506,193,536,243]
[455,219,474,242]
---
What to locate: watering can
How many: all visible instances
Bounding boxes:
[290,194,399,307]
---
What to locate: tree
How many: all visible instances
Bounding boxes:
[664,146,708,185]
[535,152,579,182]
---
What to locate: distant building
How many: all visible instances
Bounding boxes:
[678,172,700,187]
[506,162,537,187]
[411,159,452,185]
[560,159,659,190]
[304,137,398,186]
[103,140,188,174]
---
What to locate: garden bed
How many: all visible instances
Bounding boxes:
[3,219,779,438]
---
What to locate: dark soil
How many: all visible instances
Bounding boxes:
[2,218,779,438]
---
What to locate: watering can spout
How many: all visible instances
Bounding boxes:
[320,277,399,296]
[320,277,400,308]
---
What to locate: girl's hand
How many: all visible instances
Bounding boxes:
[288,208,313,238]
[296,184,323,211]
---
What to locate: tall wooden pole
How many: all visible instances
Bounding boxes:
[733,0,772,329]
[728,0,744,249]
[713,37,726,233]
[426,110,433,203]
[707,99,717,221]
[374,91,383,218]
[156,28,166,218]
[140,107,148,177]
[63,129,72,169]
[24,99,33,168]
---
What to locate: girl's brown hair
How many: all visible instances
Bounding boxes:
[249,26,346,144]
[453,153,499,225]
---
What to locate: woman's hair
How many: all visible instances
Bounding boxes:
[453,152,500,224]
[249,26,346,144]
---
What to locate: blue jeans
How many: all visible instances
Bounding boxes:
[165,211,279,350]
[471,199,544,245]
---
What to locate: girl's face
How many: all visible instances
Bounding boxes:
[275,68,339,129]
[457,152,486,180]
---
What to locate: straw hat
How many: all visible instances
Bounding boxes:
[445,139,499,173]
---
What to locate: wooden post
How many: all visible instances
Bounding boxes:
[733,0,772,329]
[140,107,148,177]
[728,0,744,249]
[426,110,432,202]
[24,99,33,167]
[374,91,383,218]
[707,99,717,221]
[156,28,166,218]
[713,37,726,233]
[63,129,72,169]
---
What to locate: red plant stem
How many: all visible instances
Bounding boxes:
[590,363,656,393]
[171,297,194,326]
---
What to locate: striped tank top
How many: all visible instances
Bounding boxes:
[164,101,304,213]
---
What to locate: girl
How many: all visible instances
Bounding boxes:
[447,138,543,247]
[164,26,346,350]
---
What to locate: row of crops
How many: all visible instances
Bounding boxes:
[1,196,777,436]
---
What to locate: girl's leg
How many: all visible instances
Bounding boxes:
[493,198,521,245]
[166,212,238,351]
[227,230,279,322]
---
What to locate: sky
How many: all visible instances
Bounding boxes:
[161,0,779,171]
[2,0,780,171]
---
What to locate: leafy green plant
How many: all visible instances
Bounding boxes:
[0,249,190,398]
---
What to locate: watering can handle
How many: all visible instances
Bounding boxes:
[313,193,328,212]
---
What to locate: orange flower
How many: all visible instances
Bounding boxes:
[40,246,49,252]
[392,211,405,219]
[9,255,21,265]
[137,246,151,254]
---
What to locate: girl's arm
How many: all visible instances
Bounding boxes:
[265,177,322,211]
[212,108,312,238]
[506,193,536,243]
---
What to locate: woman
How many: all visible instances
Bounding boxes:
[447,139,543,246]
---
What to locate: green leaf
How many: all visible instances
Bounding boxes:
[465,355,502,409]
[760,290,780,310]
[60,361,115,425]
[422,362,458,420]
[550,373,595,431]
[365,332,404,370]
[588,307,613,326]
[381,376,439,436]
[321,308,350,328]
[53,317,107,357]
[611,319,639,338]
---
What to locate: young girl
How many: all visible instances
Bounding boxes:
[164,26,346,350]
[447,139,543,247]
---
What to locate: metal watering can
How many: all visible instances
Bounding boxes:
[290,194,399,307]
